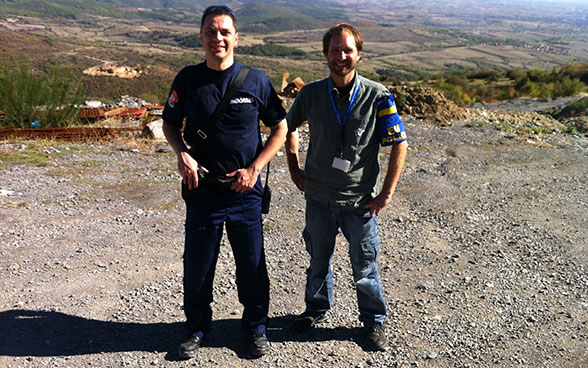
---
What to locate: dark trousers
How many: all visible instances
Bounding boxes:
[182,181,269,336]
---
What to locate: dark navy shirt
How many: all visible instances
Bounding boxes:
[163,61,286,176]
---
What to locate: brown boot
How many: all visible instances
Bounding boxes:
[366,322,388,351]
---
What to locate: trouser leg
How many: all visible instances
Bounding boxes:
[183,201,223,335]
[225,189,269,334]
[303,200,338,314]
[340,211,387,325]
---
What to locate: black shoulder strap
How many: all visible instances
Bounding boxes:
[264,160,270,188]
[257,124,271,189]
[196,66,251,140]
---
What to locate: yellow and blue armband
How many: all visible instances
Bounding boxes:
[377,94,406,146]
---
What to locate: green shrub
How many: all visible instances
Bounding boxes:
[0,64,86,128]
[237,43,306,58]
[445,73,468,86]
[563,123,581,136]
[506,69,525,80]
[176,33,201,48]
[467,69,500,81]
[551,77,585,97]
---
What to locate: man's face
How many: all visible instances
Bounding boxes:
[325,31,361,79]
[200,14,238,62]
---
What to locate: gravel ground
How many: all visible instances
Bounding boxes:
[0,119,586,368]
[471,96,582,113]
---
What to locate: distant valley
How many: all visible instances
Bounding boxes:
[0,0,586,103]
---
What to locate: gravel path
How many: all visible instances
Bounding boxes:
[1,120,586,367]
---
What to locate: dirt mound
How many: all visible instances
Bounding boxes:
[387,85,572,133]
[82,63,143,79]
[388,85,470,126]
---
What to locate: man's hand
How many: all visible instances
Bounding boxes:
[163,121,209,190]
[227,167,258,192]
[177,151,208,190]
[289,165,305,191]
[285,129,305,191]
[365,193,391,218]
[365,140,408,218]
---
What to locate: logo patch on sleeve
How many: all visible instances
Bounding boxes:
[230,97,254,105]
[168,90,178,108]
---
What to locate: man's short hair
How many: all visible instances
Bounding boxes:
[200,5,237,30]
[322,23,363,55]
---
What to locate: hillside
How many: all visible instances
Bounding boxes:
[236,2,326,33]
[0,0,127,18]
[0,0,586,104]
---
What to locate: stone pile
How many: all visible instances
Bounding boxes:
[387,85,470,126]
[82,95,156,109]
[109,95,153,108]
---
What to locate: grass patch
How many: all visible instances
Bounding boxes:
[465,117,487,128]
[466,118,514,132]
[466,118,562,136]
[493,121,516,133]
[0,138,98,169]
[518,125,553,135]
[157,198,180,212]
[103,178,162,192]
[75,159,106,169]
[511,159,533,164]
[45,160,106,177]
[0,149,50,168]
[71,177,102,187]
[0,201,27,209]
[412,145,429,152]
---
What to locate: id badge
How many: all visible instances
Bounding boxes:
[332,157,351,172]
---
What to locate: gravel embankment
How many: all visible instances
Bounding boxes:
[1,120,586,367]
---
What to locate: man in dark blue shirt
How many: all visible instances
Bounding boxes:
[162,5,287,359]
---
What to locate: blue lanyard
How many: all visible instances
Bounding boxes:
[328,76,361,154]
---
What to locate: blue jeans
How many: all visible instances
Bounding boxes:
[303,200,387,325]
[183,181,269,336]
